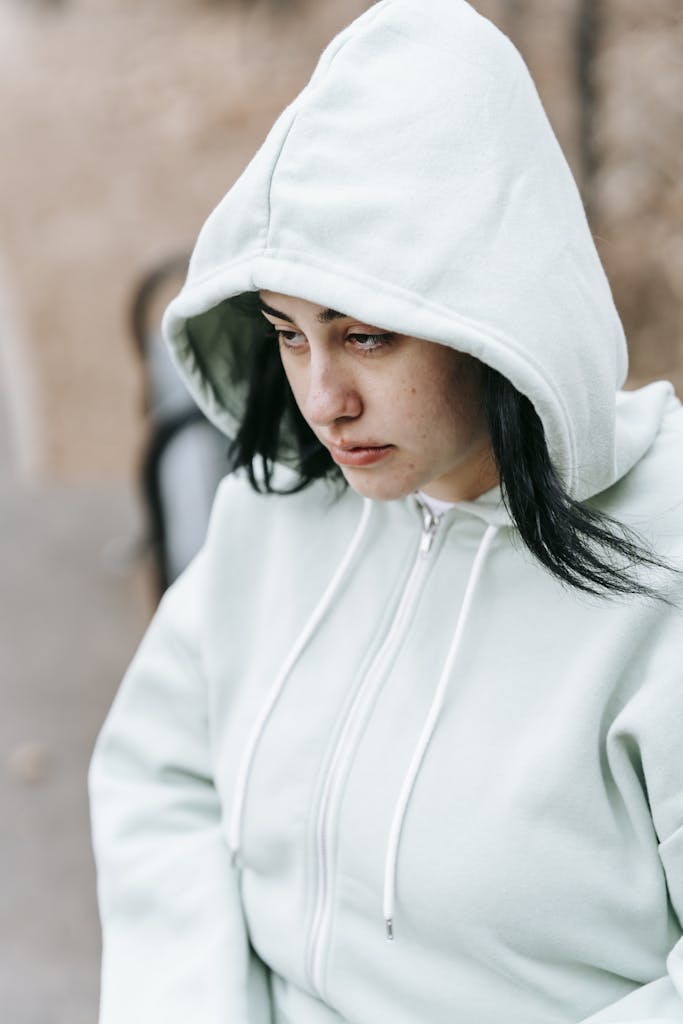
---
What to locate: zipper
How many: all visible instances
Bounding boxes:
[305,498,444,995]
[418,501,440,554]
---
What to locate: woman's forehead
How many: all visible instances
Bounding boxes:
[258,291,357,325]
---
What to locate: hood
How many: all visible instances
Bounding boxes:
[162,0,672,501]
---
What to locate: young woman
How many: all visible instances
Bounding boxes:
[89,2,683,1022]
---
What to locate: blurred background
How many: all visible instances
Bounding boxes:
[0,0,681,1020]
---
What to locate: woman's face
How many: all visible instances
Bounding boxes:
[260,291,498,503]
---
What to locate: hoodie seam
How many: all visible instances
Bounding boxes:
[263,3,392,251]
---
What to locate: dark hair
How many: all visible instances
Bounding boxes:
[228,329,667,600]
[479,365,667,600]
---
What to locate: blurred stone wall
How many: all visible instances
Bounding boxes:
[0,0,369,480]
[478,0,683,392]
[595,0,682,388]
[0,0,680,481]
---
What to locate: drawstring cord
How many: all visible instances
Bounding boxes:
[228,497,373,864]
[382,524,498,940]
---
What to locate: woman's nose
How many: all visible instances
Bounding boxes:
[303,356,362,427]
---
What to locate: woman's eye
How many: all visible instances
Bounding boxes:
[274,329,306,349]
[347,333,393,351]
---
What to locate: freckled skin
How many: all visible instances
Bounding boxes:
[260,291,499,503]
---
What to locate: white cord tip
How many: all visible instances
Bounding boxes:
[385,918,394,941]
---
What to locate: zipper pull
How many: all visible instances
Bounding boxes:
[419,506,439,555]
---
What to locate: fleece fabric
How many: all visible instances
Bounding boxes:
[89,1,683,1022]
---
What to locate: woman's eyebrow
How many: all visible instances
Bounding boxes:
[258,300,348,324]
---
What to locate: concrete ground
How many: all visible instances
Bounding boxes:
[0,392,151,1022]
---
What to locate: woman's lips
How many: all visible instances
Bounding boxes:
[328,443,394,467]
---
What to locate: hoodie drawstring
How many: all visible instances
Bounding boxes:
[382,524,498,940]
[228,497,373,864]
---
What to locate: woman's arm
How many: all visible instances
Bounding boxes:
[580,965,683,1023]
[88,553,272,1024]
[579,641,683,1024]
[578,852,683,1024]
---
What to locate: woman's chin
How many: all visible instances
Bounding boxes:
[340,465,417,503]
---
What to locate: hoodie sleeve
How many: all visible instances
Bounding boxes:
[579,639,683,1024]
[88,552,272,1024]
[578,910,683,1022]
[578,966,683,1024]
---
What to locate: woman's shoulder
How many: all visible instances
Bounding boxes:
[210,468,358,530]
[601,394,683,577]
[641,391,683,468]
[603,394,683,513]
[204,468,367,570]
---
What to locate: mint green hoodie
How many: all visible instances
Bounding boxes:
[89,2,683,1022]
